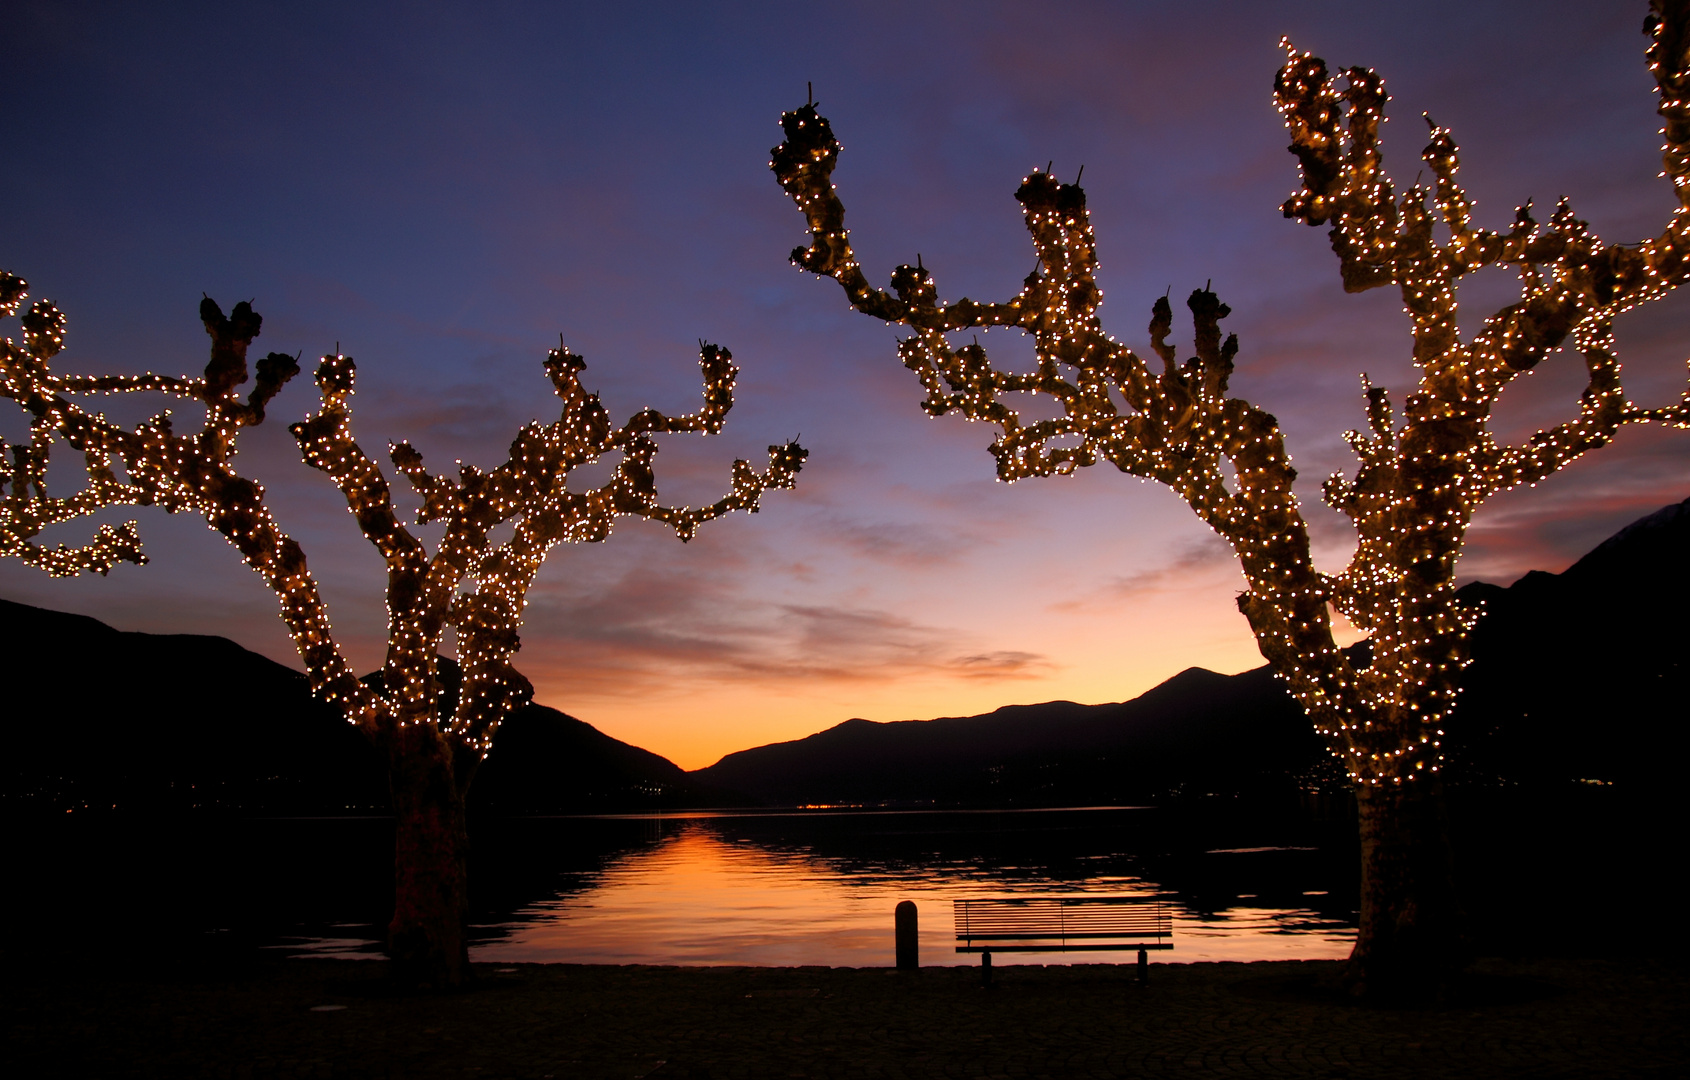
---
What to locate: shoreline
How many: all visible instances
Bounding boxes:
[7,953,1683,1078]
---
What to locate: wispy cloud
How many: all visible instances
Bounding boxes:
[1461,473,1690,583]
[518,555,1055,702]
[951,650,1051,680]
[812,515,977,567]
[1050,533,1238,614]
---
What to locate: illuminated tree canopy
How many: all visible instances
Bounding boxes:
[0,273,803,983]
[772,0,1690,992]
[771,21,1690,792]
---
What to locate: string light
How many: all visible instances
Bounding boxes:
[1,274,805,760]
[770,14,1690,785]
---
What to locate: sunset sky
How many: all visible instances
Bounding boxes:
[4,1,1687,770]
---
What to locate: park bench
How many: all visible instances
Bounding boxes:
[953,896,1172,981]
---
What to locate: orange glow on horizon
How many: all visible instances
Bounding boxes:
[527,564,1280,771]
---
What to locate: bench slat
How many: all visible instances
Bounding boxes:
[957,943,1175,952]
[955,931,1168,940]
[954,896,1173,953]
[959,914,1166,927]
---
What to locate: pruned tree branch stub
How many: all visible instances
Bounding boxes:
[0,277,805,760]
[770,3,1690,787]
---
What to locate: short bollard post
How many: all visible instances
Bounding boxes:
[981,949,993,987]
[895,900,918,970]
[1137,947,1148,982]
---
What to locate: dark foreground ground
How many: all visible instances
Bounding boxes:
[4,955,1685,1079]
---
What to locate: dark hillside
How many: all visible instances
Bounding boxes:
[695,497,1690,806]
[694,663,1325,806]
[4,496,1684,814]
[0,598,720,815]
[0,599,384,815]
[1450,497,1689,788]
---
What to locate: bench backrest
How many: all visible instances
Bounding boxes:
[954,896,1171,944]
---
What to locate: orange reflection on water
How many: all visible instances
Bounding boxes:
[473,824,1354,967]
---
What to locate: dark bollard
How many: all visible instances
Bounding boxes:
[981,949,993,987]
[1137,947,1148,982]
[895,900,918,970]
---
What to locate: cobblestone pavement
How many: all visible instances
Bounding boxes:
[5,956,1685,1078]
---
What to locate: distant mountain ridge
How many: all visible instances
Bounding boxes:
[1450,497,1688,788]
[692,664,1327,805]
[3,496,1685,813]
[693,497,1690,804]
[0,597,721,816]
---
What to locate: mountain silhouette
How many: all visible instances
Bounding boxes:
[3,496,1684,814]
[1450,497,1688,788]
[692,497,1690,804]
[692,665,1329,805]
[469,700,725,814]
[0,601,385,815]
[0,598,717,816]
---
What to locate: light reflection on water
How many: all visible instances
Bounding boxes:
[468,814,1355,967]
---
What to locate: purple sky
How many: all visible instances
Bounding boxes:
[4,1,1686,768]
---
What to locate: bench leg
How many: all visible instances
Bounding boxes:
[1137,948,1147,982]
[981,949,992,987]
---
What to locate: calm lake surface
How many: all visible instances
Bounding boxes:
[20,791,1670,969]
[286,805,1359,966]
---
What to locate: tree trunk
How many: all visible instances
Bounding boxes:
[385,724,470,988]
[1347,779,1468,1000]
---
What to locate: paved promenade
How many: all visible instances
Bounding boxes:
[5,956,1684,1078]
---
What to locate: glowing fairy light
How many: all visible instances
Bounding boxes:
[0,277,805,757]
[770,14,1690,787]
[0,273,803,984]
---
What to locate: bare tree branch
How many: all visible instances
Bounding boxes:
[772,8,1690,788]
[2,278,805,763]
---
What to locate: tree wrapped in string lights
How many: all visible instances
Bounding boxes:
[0,272,804,986]
[771,2,1690,995]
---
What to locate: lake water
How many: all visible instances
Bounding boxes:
[284,805,1359,967]
[19,791,1670,969]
